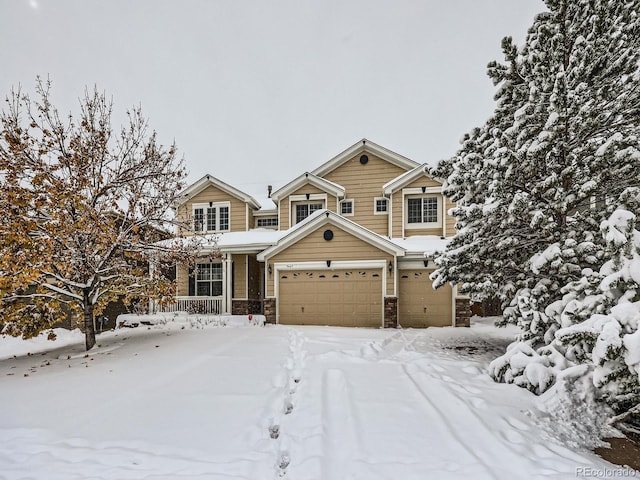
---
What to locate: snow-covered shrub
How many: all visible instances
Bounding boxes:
[492,196,640,420]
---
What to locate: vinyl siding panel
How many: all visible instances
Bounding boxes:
[323,154,406,236]
[232,254,247,299]
[176,263,189,296]
[279,183,338,230]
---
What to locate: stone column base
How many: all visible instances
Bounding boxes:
[384,297,398,328]
[455,298,471,327]
[263,298,276,324]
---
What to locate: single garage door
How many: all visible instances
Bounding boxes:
[278,269,382,327]
[399,269,452,327]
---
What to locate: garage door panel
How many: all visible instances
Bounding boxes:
[399,269,452,328]
[279,269,382,327]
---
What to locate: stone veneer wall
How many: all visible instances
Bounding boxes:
[231,300,263,315]
[384,297,398,328]
[455,298,471,327]
[264,298,276,324]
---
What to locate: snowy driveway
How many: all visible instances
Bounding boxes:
[0,322,618,479]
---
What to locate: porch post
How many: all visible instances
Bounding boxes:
[224,253,233,313]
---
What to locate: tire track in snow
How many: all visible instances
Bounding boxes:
[320,368,360,480]
[400,364,499,480]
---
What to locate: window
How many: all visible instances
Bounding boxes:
[340,199,354,216]
[195,262,223,296]
[257,217,278,228]
[193,202,230,232]
[375,198,388,214]
[407,196,439,225]
[295,202,323,224]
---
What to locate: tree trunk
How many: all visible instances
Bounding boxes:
[83,292,96,351]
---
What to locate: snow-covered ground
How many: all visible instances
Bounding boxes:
[0,318,632,479]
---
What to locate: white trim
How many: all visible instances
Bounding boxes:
[289,194,327,226]
[312,139,419,178]
[402,186,442,195]
[340,198,355,217]
[257,210,406,261]
[383,164,444,195]
[374,197,389,215]
[404,194,442,230]
[273,260,387,327]
[270,172,345,201]
[177,174,261,209]
[192,201,231,233]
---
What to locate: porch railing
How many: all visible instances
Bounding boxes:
[152,296,223,315]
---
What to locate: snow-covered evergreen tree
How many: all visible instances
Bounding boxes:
[433,0,640,400]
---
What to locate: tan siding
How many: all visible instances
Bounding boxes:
[176,185,249,234]
[403,176,442,190]
[279,183,335,230]
[266,224,394,296]
[445,197,457,238]
[391,191,403,237]
[176,263,189,296]
[323,154,406,236]
[232,254,247,299]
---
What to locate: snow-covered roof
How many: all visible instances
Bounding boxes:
[158,228,286,254]
[176,174,262,210]
[311,138,420,177]
[391,236,450,257]
[270,172,346,202]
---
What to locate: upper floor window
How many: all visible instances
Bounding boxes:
[193,202,230,232]
[340,199,354,216]
[295,202,323,224]
[374,197,388,214]
[406,196,440,227]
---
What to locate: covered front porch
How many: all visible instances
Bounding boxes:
[152,251,266,315]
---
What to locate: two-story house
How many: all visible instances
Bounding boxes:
[167,139,470,328]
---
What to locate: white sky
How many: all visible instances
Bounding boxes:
[1,0,544,202]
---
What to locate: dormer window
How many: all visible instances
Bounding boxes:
[295,202,323,224]
[406,195,441,228]
[193,202,230,232]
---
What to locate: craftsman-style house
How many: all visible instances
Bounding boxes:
[163,139,470,328]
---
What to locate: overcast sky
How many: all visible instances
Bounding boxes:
[2,0,544,202]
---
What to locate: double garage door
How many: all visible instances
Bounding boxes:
[278,269,382,327]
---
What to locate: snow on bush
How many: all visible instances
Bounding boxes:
[116,312,265,329]
[491,198,640,420]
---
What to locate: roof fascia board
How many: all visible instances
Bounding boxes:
[257,210,405,261]
[270,172,345,201]
[311,139,420,178]
[176,174,261,210]
[383,164,443,195]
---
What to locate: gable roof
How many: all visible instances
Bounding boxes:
[176,174,261,210]
[311,138,420,178]
[270,172,346,202]
[382,164,443,195]
[257,209,405,261]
